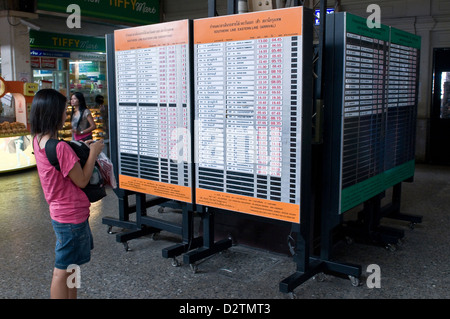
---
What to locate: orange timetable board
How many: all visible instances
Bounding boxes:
[120,175,192,203]
[194,7,307,224]
[194,6,303,44]
[114,20,193,203]
[115,19,189,51]
[196,188,300,223]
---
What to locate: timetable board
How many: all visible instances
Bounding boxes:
[114,20,193,203]
[328,13,420,213]
[194,7,310,223]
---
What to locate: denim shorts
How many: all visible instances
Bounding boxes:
[51,219,94,270]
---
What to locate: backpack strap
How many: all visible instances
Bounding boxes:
[45,138,62,171]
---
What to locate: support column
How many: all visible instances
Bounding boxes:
[0,11,36,81]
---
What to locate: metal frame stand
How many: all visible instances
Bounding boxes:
[102,191,170,250]
[280,170,362,296]
[182,206,233,272]
[342,182,423,250]
[280,200,362,295]
[381,182,423,228]
[102,194,204,264]
[280,1,361,296]
[343,193,405,250]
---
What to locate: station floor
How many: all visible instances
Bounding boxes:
[0,163,449,300]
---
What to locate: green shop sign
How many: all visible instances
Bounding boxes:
[30,30,106,52]
[37,0,160,25]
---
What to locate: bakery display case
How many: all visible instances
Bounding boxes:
[0,77,37,173]
[90,107,108,140]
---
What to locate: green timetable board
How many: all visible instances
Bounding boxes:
[326,13,420,214]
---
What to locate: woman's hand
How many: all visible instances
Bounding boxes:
[87,139,104,157]
[68,139,105,188]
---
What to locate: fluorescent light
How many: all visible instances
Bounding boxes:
[69,61,93,65]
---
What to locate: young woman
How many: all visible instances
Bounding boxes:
[30,89,104,299]
[70,92,96,141]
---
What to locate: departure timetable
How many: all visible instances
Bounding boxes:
[341,21,390,190]
[114,20,193,203]
[335,13,420,213]
[384,27,419,171]
[194,7,307,223]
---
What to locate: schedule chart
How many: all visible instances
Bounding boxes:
[193,7,307,223]
[330,13,420,213]
[114,20,193,203]
[384,27,420,171]
[341,19,390,190]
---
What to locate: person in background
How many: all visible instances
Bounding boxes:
[70,92,96,141]
[30,88,104,299]
[95,94,108,139]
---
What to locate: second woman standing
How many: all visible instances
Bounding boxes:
[70,92,96,141]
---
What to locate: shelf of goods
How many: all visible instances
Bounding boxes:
[0,121,36,173]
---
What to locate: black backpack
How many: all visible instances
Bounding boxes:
[45,139,106,202]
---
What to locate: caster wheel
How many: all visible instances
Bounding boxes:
[288,292,297,299]
[385,243,396,252]
[345,236,354,245]
[123,242,130,252]
[152,232,159,241]
[107,226,114,234]
[409,222,416,230]
[190,263,198,274]
[172,257,180,267]
[158,207,164,214]
[313,272,327,282]
[348,275,360,287]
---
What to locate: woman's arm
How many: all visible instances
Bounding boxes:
[79,112,97,135]
[68,140,104,188]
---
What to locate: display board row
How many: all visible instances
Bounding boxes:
[113,7,310,224]
[112,9,420,224]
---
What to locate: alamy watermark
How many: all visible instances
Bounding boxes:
[66,4,381,29]
[366,4,381,29]
[366,264,381,288]
[66,264,81,289]
[66,4,81,29]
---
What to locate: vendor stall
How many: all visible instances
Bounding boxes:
[0,77,38,173]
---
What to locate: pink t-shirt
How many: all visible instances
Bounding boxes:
[33,136,90,224]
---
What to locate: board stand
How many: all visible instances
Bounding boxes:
[182,206,233,272]
[342,194,405,250]
[102,193,204,265]
[279,1,361,297]
[342,182,423,250]
[279,212,362,296]
[381,182,423,228]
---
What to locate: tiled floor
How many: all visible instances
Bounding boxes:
[0,164,449,299]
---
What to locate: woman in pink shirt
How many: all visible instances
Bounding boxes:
[30,89,104,299]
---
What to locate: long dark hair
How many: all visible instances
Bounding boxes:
[30,89,67,137]
[70,92,88,118]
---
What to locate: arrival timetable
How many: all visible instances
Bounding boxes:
[194,7,307,223]
[114,20,193,203]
